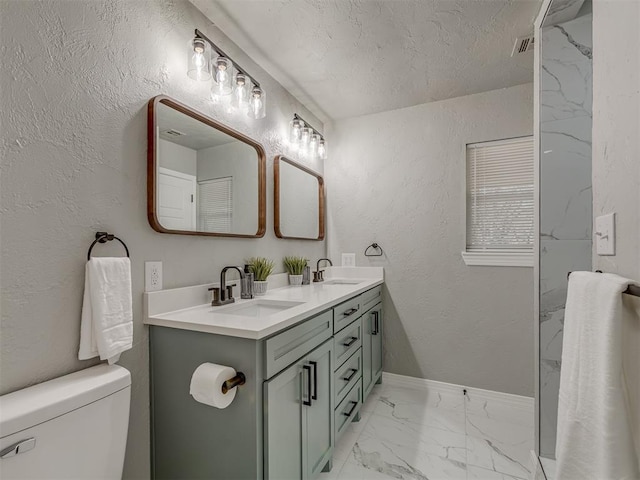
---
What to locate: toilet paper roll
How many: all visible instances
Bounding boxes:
[189,363,237,409]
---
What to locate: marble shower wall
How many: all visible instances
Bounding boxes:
[539,13,593,458]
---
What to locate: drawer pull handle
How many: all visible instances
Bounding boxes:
[302,365,312,406]
[343,307,359,317]
[342,336,358,347]
[372,311,380,335]
[343,400,358,417]
[343,368,358,382]
[310,361,318,401]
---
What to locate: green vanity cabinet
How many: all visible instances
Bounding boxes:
[362,301,383,400]
[264,339,334,480]
[149,282,383,480]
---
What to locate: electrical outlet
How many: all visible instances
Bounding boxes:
[341,253,356,267]
[145,261,163,292]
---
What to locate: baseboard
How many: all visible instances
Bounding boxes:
[381,371,534,410]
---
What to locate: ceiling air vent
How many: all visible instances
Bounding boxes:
[511,35,535,56]
[164,129,185,137]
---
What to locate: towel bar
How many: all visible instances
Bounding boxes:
[568,271,640,297]
[364,243,384,257]
[87,232,130,260]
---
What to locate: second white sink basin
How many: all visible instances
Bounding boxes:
[216,299,304,317]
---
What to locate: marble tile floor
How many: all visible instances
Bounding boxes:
[319,381,534,480]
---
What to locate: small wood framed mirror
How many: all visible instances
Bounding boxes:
[274,155,325,240]
[147,95,266,237]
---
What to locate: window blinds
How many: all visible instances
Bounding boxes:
[198,177,232,233]
[466,137,534,252]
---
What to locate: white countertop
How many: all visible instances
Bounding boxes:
[143,267,384,340]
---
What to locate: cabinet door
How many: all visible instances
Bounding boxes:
[371,304,383,380]
[264,360,304,480]
[361,308,374,397]
[303,339,334,479]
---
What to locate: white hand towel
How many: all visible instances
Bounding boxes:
[556,271,640,480]
[79,257,133,365]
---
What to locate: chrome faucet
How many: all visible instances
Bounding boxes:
[209,266,250,306]
[313,258,333,282]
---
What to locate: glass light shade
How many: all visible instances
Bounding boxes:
[309,134,320,157]
[289,119,304,144]
[318,139,327,160]
[211,56,233,96]
[187,37,211,81]
[300,127,311,152]
[231,73,250,111]
[248,86,266,119]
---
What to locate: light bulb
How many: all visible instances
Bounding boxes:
[211,56,233,96]
[231,73,250,111]
[248,86,266,119]
[300,127,311,152]
[309,134,320,157]
[318,139,327,160]
[187,37,211,81]
[289,118,303,144]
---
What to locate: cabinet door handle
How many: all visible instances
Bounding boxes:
[302,365,312,406]
[343,307,358,317]
[309,361,318,401]
[342,336,358,347]
[343,368,358,382]
[372,311,379,335]
[343,400,358,417]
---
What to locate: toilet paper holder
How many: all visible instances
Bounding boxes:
[222,372,246,395]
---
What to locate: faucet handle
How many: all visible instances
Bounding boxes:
[208,287,220,305]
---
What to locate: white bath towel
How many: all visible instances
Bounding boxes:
[556,271,640,480]
[79,257,133,365]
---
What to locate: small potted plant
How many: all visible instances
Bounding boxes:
[247,257,275,296]
[283,256,308,286]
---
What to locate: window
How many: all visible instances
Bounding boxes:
[197,177,232,233]
[462,136,534,267]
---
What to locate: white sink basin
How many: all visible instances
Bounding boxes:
[322,279,364,285]
[216,299,304,317]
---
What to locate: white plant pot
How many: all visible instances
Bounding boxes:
[253,280,268,296]
[289,274,303,286]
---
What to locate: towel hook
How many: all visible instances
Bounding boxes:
[364,243,384,257]
[87,232,130,261]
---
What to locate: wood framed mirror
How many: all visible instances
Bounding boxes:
[274,155,325,240]
[147,95,266,237]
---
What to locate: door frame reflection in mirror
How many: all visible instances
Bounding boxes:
[147,95,267,237]
[274,155,325,241]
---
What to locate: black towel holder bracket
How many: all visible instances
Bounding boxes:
[87,232,130,261]
[364,243,384,257]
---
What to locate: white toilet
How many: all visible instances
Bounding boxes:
[0,364,131,479]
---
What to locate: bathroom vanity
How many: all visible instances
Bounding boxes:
[145,268,383,480]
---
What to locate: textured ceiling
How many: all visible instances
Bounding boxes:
[191,0,541,121]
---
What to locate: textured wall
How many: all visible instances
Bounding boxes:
[0,1,324,478]
[592,0,640,459]
[538,14,593,458]
[326,83,535,396]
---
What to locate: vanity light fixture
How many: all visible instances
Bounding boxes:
[289,113,327,160]
[188,29,266,119]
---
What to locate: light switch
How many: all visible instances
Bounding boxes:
[595,213,615,255]
[341,253,356,267]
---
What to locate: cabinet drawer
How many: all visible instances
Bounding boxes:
[335,380,362,441]
[333,318,361,368]
[361,286,382,313]
[334,349,361,406]
[265,310,333,379]
[333,296,362,333]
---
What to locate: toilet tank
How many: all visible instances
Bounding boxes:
[0,364,131,480]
